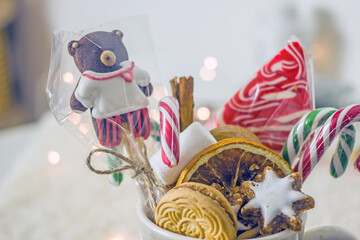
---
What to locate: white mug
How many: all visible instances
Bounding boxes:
[136,202,305,240]
[303,226,357,240]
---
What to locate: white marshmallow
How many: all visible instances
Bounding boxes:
[149,122,217,185]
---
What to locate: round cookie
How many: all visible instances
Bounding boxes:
[156,182,237,240]
[210,125,261,143]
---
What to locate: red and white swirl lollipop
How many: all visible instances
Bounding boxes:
[217,39,313,152]
[159,96,180,167]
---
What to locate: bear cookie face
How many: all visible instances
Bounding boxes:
[68,30,129,73]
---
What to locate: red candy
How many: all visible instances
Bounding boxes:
[355,155,360,172]
[217,41,313,152]
[159,97,180,168]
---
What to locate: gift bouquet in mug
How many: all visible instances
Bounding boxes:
[46,17,360,240]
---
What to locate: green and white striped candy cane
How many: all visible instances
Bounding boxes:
[108,150,123,186]
[330,124,356,178]
[108,147,123,186]
[281,107,356,178]
[282,108,337,165]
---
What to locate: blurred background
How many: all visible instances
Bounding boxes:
[0,0,359,129]
[1,1,360,239]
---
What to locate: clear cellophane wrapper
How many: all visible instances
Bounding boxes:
[217,36,315,154]
[46,16,165,220]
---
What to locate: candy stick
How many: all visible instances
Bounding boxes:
[107,149,123,186]
[282,107,357,178]
[107,115,150,186]
[355,155,360,172]
[159,96,180,167]
[294,105,360,181]
[106,109,151,187]
[282,108,336,166]
[330,125,356,178]
[150,120,161,142]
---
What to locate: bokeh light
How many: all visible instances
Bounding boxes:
[197,106,211,121]
[204,56,218,70]
[107,235,127,240]
[48,150,60,165]
[200,67,216,81]
[152,86,169,101]
[79,123,90,135]
[310,43,324,60]
[62,72,74,84]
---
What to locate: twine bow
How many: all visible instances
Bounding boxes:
[86,147,165,217]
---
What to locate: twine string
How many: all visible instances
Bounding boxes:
[87,148,151,177]
[86,147,165,217]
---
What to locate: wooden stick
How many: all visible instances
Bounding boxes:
[170,76,194,132]
[121,123,136,159]
[119,123,164,219]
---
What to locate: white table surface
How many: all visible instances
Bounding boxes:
[0,113,359,239]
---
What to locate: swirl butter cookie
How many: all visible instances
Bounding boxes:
[155,182,237,240]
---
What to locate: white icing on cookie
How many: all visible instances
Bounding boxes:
[245,169,308,227]
[75,61,150,119]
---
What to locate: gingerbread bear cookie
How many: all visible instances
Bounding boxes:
[239,166,315,235]
[68,30,153,148]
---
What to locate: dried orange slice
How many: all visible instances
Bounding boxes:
[177,138,292,187]
[176,138,293,233]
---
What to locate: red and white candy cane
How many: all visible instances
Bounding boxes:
[355,155,360,172]
[159,96,180,167]
[294,104,360,181]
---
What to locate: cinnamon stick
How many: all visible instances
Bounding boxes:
[170,77,179,103]
[170,76,194,132]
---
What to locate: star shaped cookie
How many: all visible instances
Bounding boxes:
[239,166,315,235]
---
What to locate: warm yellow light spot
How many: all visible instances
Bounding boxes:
[197,107,211,121]
[310,43,324,60]
[48,150,60,165]
[63,72,74,84]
